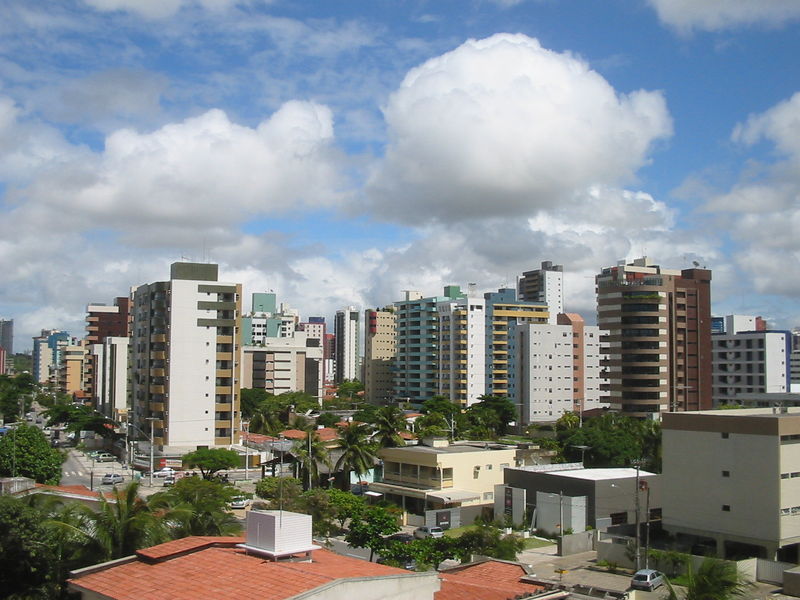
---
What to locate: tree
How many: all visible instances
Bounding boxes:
[0,373,34,422]
[255,476,304,510]
[86,480,169,561]
[334,423,378,489]
[0,496,59,599]
[298,489,337,537]
[183,447,239,480]
[372,405,407,448]
[468,395,517,436]
[664,557,752,600]
[555,412,580,431]
[240,388,270,420]
[457,520,524,561]
[42,402,118,437]
[344,505,400,561]
[294,431,332,489]
[316,412,339,428]
[327,488,366,529]
[336,379,364,402]
[0,423,63,484]
[148,477,241,537]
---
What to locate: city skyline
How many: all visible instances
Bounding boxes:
[2,0,800,348]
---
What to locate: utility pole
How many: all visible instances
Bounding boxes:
[634,461,642,570]
[243,421,249,482]
[146,417,157,487]
[643,480,651,569]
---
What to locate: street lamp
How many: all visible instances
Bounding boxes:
[144,417,157,487]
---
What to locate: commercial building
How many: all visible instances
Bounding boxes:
[712,329,790,406]
[596,257,712,417]
[369,439,521,528]
[501,465,659,532]
[662,408,800,560]
[364,308,396,404]
[334,306,360,383]
[508,314,607,423]
[518,261,564,323]
[130,262,242,449]
[241,331,324,401]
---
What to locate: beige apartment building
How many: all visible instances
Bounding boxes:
[369,439,520,528]
[663,408,800,560]
[364,308,396,404]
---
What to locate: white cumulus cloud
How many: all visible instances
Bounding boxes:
[365,33,672,224]
[647,0,800,32]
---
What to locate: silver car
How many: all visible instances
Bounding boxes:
[630,569,665,591]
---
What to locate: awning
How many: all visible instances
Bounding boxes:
[425,489,481,503]
[364,491,383,497]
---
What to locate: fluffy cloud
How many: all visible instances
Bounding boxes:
[82,0,249,20]
[1,99,346,245]
[647,0,800,32]
[365,34,672,224]
[702,92,800,301]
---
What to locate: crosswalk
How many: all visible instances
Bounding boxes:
[63,470,86,477]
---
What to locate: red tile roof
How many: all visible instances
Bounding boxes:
[70,539,411,600]
[28,483,116,501]
[436,560,544,600]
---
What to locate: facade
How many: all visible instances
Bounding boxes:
[508,315,606,423]
[241,332,324,400]
[0,345,5,375]
[85,298,130,405]
[596,257,712,417]
[518,261,564,323]
[394,287,465,404]
[369,439,520,527]
[91,336,129,422]
[242,293,299,345]
[323,332,336,384]
[130,262,242,449]
[483,288,550,400]
[0,318,12,355]
[662,408,800,560]
[59,340,89,395]
[32,329,71,385]
[334,306,360,383]
[364,308,396,404]
[437,296,486,406]
[712,330,790,406]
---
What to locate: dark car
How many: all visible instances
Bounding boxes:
[386,533,414,544]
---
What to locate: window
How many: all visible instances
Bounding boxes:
[721,432,729,439]
[722,470,730,477]
[483,492,494,500]
[722,505,731,512]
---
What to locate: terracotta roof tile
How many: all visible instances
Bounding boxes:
[436,560,544,600]
[71,541,410,600]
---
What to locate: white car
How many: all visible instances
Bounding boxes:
[413,526,444,539]
[229,497,251,509]
[101,473,124,485]
[151,467,177,478]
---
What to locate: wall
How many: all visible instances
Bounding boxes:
[558,530,595,556]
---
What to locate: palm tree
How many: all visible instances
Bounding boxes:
[372,405,407,448]
[665,557,751,600]
[249,404,284,435]
[90,480,168,560]
[334,423,377,490]
[293,430,332,489]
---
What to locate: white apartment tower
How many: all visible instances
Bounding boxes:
[131,263,242,449]
[334,306,360,383]
[518,262,564,324]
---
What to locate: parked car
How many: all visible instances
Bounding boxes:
[151,467,176,478]
[95,453,117,463]
[413,526,444,539]
[163,475,176,486]
[101,473,124,485]
[630,569,665,591]
[386,533,414,544]
[229,497,251,509]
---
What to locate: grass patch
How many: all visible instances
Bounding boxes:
[522,536,556,549]
[443,525,480,538]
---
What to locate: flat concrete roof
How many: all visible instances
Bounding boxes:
[512,467,655,481]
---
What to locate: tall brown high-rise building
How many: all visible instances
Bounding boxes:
[85,297,131,406]
[596,257,712,417]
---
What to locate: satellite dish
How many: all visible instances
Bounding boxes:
[692,260,700,268]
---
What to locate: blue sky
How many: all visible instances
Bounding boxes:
[2,0,800,350]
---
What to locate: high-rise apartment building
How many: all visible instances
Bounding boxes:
[242,293,299,345]
[508,314,606,423]
[131,262,242,449]
[0,318,13,355]
[437,296,487,406]
[596,257,712,417]
[241,331,324,400]
[32,329,71,385]
[394,286,465,404]
[92,336,130,422]
[364,308,396,404]
[334,307,359,383]
[85,298,131,407]
[712,329,790,405]
[518,262,564,323]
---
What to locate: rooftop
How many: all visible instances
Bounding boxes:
[437,559,544,600]
[69,537,416,600]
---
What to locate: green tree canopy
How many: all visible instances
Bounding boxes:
[315,412,340,428]
[467,395,517,436]
[372,405,407,448]
[148,477,242,537]
[43,402,118,437]
[0,496,59,599]
[334,423,377,489]
[0,423,63,483]
[183,447,239,480]
[665,557,752,600]
[0,373,35,422]
[344,504,400,561]
[255,476,304,510]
